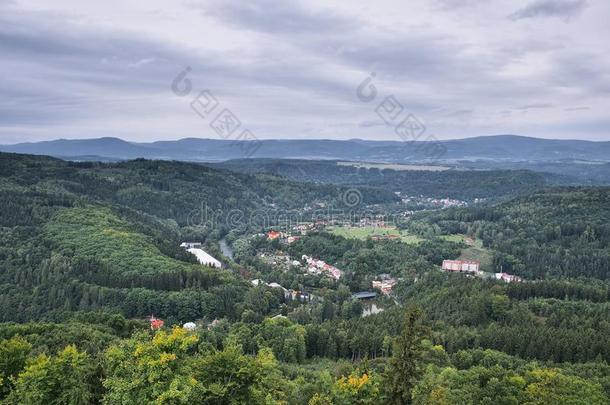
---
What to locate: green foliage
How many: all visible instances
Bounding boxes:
[386,306,429,404]
[6,345,91,405]
[412,365,608,405]
[0,336,31,398]
[400,273,610,362]
[103,328,200,404]
[332,368,382,404]
[193,342,260,403]
[102,328,291,404]
[1,153,610,403]
[217,159,547,201]
[418,187,610,280]
[287,232,457,291]
[257,317,307,363]
[44,206,228,287]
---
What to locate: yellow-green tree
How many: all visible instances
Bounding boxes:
[524,368,607,405]
[332,368,381,404]
[103,327,199,404]
[0,336,31,398]
[6,345,91,405]
[103,328,287,404]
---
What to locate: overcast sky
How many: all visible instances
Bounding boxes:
[1,0,609,143]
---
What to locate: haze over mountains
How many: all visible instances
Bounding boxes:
[2,135,610,163]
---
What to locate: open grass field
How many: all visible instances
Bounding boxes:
[327,226,422,244]
[439,234,477,246]
[458,245,494,272]
[438,234,494,271]
[437,234,494,271]
[439,234,468,243]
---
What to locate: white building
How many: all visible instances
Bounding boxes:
[180,242,202,249]
[494,272,522,283]
[183,322,197,331]
[181,242,222,268]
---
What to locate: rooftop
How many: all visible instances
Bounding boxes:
[352,291,377,300]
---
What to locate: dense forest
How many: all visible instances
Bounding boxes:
[407,188,610,280]
[215,159,551,200]
[1,152,609,403]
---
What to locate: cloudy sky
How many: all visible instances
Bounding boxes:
[1,0,609,143]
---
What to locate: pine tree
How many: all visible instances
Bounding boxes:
[386,305,429,405]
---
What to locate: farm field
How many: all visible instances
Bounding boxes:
[439,234,477,246]
[326,226,423,244]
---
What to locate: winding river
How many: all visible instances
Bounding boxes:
[219,238,234,260]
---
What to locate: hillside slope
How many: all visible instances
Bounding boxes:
[0,152,375,323]
[214,158,549,200]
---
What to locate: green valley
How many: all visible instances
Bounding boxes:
[0,152,609,404]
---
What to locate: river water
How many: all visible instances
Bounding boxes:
[219,238,234,259]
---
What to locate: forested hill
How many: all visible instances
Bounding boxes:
[214,158,549,200]
[0,152,387,323]
[1,152,610,403]
[0,153,397,225]
[2,135,610,162]
[0,153,245,323]
[411,187,610,280]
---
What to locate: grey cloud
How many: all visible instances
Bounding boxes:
[198,0,479,84]
[544,116,610,136]
[434,0,492,9]
[514,103,554,110]
[510,0,588,21]
[548,51,610,96]
[0,1,608,142]
[0,11,238,130]
[198,0,355,34]
[359,120,386,128]
[445,109,474,117]
[0,19,194,91]
[0,6,363,137]
[198,1,523,104]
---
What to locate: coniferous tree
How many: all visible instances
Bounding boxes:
[386,305,429,405]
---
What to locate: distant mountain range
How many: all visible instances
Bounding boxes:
[1,135,609,162]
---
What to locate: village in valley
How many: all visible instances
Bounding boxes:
[441,259,523,283]
[168,211,526,331]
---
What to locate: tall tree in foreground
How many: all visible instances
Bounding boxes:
[6,345,91,405]
[0,336,32,398]
[386,305,428,405]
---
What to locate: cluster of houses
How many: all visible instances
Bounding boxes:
[325,217,389,228]
[258,253,301,269]
[441,259,523,283]
[302,255,343,280]
[180,242,222,268]
[251,279,312,302]
[267,230,301,244]
[356,218,388,227]
[293,223,315,234]
[395,192,475,209]
[265,223,315,244]
[372,274,398,295]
